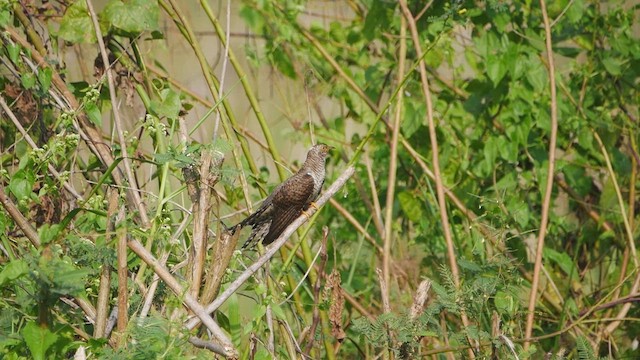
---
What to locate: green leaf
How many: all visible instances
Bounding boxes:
[398,192,423,223]
[58,1,96,44]
[598,177,617,212]
[525,55,547,92]
[271,303,286,320]
[173,153,196,167]
[38,224,63,245]
[150,89,181,119]
[153,152,173,165]
[497,135,518,162]
[601,57,622,76]
[486,54,507,85]
[363,1,392,41]
[103,0,160,33]
[21,72,36,89]
[85,102,102,126]
[22,321,59,360]
[563,164,592,196]
[37,68,53,93]
[494,290,517,314]
[0,1,12,28]
[8,169,35,200]
[6,43,20,63]
[543,247,578,277]
[0,259,29,286]
[402,101,425,138]
[227,294,242,344]
[239,5,264,32]
[271,46,296,79]
[483,136,499,167]
[39,257,90,297]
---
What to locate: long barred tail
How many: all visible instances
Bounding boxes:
[228,211,257,234]
[241,222,270,249]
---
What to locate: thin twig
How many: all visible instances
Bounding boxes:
[363,154,385,237]
[188,336,228,355]
[591,131,638,268]
[303,227,329,354]
[383,14,406,302]
[266,302,275,354]
[524,0,559,349]
[211,0,231,140]
[376,268,393,360]
[95,189,118,338]
[115,204,128,341]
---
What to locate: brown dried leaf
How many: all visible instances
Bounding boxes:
[326,269,345,342]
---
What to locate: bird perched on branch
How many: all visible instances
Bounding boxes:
[232,144,333,249]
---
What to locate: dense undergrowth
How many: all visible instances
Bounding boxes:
[0,0,639,359]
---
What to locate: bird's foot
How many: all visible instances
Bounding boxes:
[301,202,319,219]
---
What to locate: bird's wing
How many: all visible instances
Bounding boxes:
[236,182,284,229]
[261,206,303,245]
[261,173,315,245]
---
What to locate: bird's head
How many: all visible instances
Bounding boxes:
[306,143,333,163]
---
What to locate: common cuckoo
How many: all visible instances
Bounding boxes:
[233,144,333,249]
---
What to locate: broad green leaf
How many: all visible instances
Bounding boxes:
[494,290,517,315]
[483,136,499,167]
[525,55,547,92]
[58,1,96,44]
[0,259,29,286]
[84,102,102,126]
[21,72,36,89]
[6,43,20,63]
[37,68,52,93]
[252,304,267,321]
[0,1,11,28]
[497,136,518,162]
[486,54,507,86]
[398,191,423,223]
[150,89,181,119]
[153,152,173,165]
[271,46,296,79]
[402,101,425,138]
[563,164,592,196]
[239,5,264,31]
[271,303,286,320]
[598,177,617,212]
[543,247,578,277]
[36,255,90,297]
[103,0,160,33]
[38,224,62,245]
[227,294,241,344]
[602,57,622,76]
[8,169,35,200]
[492,12,511,33]
[363,1,391,41]
[22,321,59,360]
